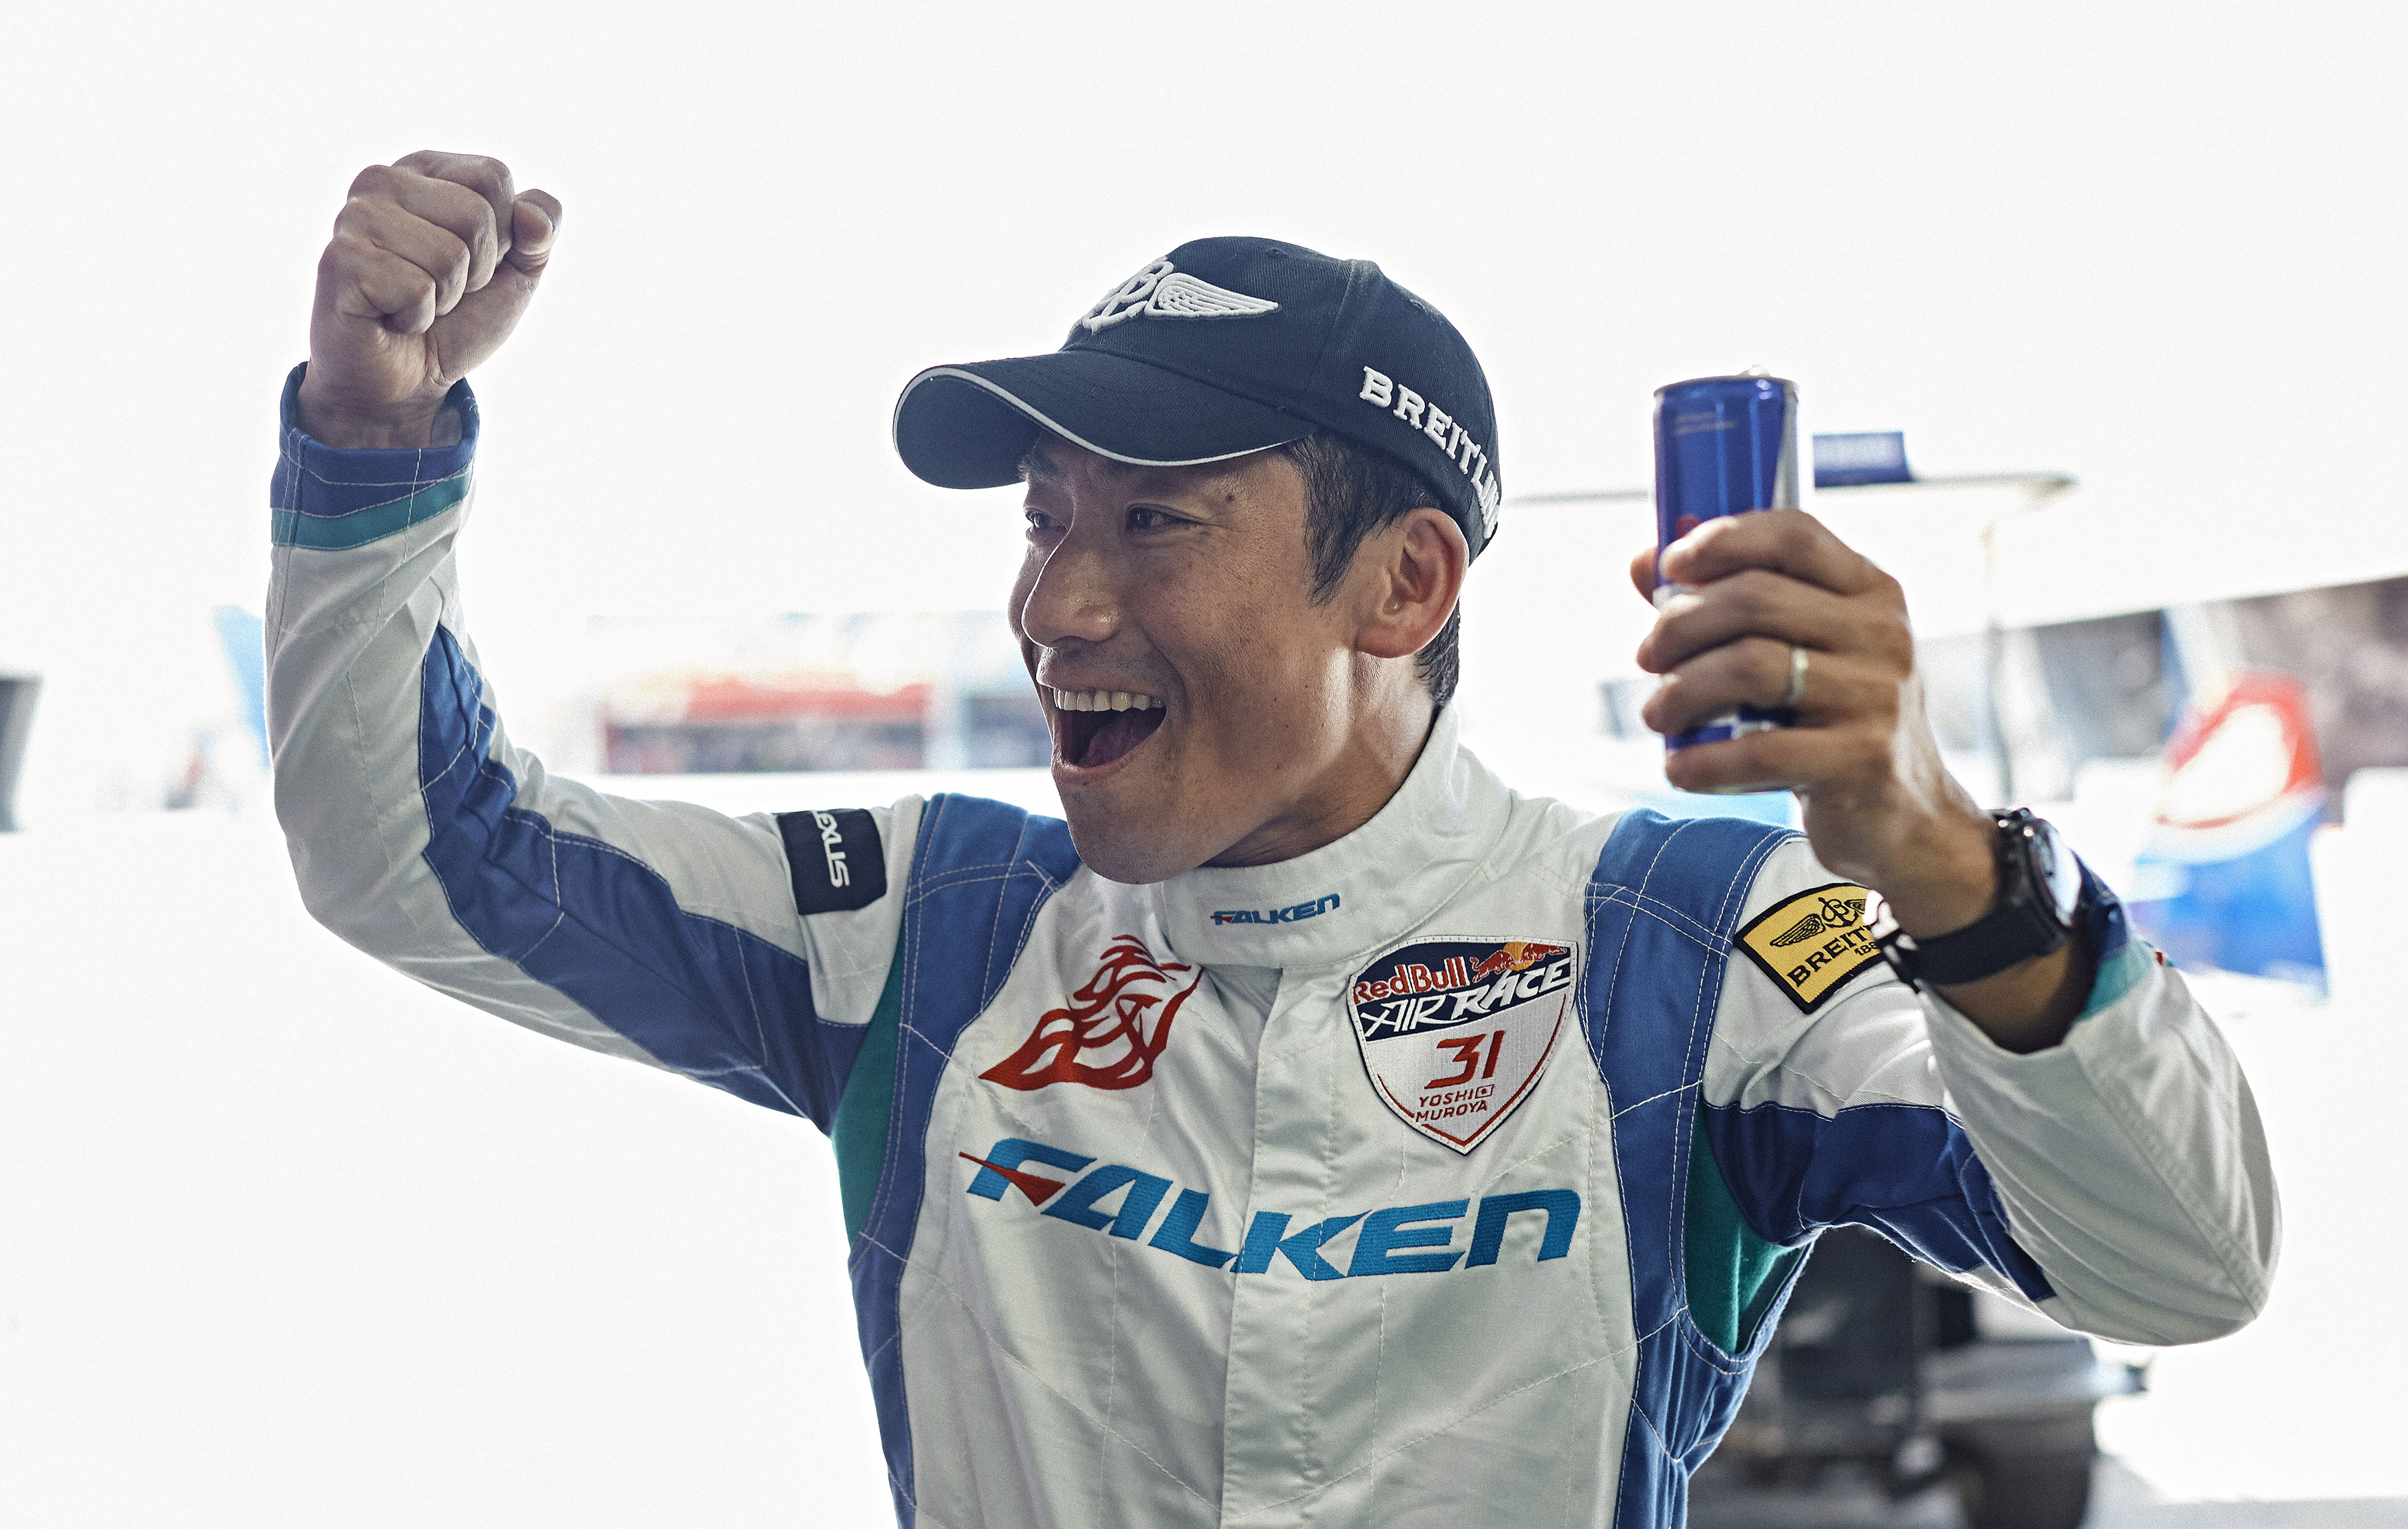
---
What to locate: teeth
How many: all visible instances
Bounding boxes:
[1050,688,1158,713]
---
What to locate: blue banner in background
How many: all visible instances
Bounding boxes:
[1812,431,1913,488]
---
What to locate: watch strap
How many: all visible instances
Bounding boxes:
[1874,812,2073,988]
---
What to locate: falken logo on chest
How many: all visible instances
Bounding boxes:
[1346,937,1577,1154]
[980,935,1202,1092]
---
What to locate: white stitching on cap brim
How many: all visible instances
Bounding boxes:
[892,365,1309,475]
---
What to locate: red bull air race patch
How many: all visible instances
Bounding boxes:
[1346,937,1578,1154]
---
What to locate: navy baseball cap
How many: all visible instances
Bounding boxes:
[892,237,1504,558]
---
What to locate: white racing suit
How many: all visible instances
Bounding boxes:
[266,370,2277,1528]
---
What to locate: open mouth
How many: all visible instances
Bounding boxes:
[1046,687,1168,770]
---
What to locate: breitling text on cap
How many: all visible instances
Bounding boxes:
[1357,367,1503,538]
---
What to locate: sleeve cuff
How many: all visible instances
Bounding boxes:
[2073,858,2147,1023]
[270,362,480,551]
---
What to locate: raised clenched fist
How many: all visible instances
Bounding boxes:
[297,151,561,449]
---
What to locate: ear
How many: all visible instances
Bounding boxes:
[1353,507,1468,661]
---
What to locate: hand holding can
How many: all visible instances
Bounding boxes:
[1653,373,1802,753]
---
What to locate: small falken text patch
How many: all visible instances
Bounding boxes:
[1346,937,1577,1155]
[1212,893,1339,926]
[1734,881,1880,1012]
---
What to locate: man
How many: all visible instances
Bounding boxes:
[270,152,2276,1528]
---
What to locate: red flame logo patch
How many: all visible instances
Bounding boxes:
[980,935,1202,1092]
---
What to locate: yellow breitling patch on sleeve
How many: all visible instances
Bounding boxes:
[1734,882,1882,1013]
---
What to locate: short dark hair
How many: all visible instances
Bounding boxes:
[1276,431,1462,711]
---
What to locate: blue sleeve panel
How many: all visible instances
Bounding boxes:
[416,625,866,1128]
[1698,1098,2054,1301]
[845,794,1082,1529]
[1583,810,1798,1529]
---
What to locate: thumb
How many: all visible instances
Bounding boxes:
[504,191,563,275]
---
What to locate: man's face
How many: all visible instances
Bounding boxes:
[1011,437,1395,884]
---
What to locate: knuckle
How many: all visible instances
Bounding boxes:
[1710,642,1760,689]
[346,163,394,197]
[1750,636,1789,685]
[438,182,499,241]
[447,155,512,200]
[1727,569,1779,617]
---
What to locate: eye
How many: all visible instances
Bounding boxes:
[1024,507,1061,535]
[1126,505,1182,531]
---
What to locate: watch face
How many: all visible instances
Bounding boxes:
[2026,818,2083,926]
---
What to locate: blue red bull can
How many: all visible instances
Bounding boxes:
[1654,373,1801,752]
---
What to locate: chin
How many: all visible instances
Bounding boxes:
[1055,787,1212,886]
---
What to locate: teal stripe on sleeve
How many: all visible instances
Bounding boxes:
[2078,938,2154,1020]
[270,470,471,550]
[1685,1115,1806,1354]
[831,933,907,1243]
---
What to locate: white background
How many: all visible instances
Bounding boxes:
[6,1,2408,821]
[5,3,2407,1524]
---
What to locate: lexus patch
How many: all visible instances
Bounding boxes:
[1734,882,1880,1012]
[776,808,888,915]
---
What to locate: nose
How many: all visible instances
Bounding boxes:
[1018,526,1120,651]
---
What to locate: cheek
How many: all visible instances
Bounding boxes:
[1150,573,1334,707]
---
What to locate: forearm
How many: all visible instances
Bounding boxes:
[1866,799,2089,1052]
[1919,942,2279,1343]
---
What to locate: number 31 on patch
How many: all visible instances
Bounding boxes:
[1346,937,1578,1154]
[1735,882,1882,1012]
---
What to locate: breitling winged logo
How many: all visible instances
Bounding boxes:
[1766,893,1869,948]
[1079,258,1281,332]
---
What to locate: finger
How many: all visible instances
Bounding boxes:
[504,190,561,275]
[1628,544,1658,603]
[340,197,477,318]
[1659,712,1901,796]
[1642,640,1895,738]
[322,232,439,334]
[1637,567,1900,674]
[1659,508,1889,600]
[1659,725,1810,796]
[391,149,517,257]
[374,166,508,294]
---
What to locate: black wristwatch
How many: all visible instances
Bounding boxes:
[1871,810,2085,990]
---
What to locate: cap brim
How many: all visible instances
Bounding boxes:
[892,349,1313,490]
